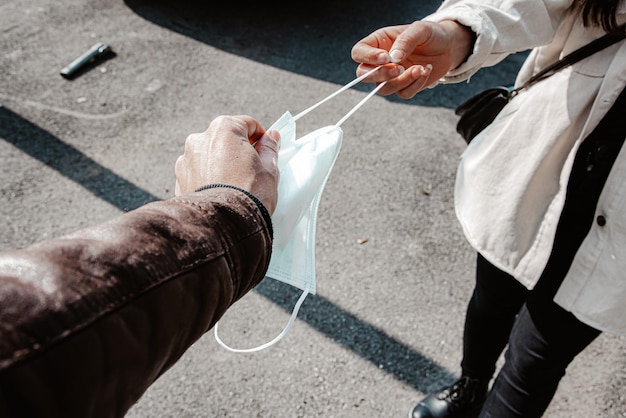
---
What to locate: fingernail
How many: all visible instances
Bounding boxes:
[413,64,431,77]
[390,65,404,77]
[390,49,404,63]
[377,52,391,64]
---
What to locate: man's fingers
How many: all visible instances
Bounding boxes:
[255,130,280,173]
[227,114,266,145]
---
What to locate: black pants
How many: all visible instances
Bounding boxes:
[460,88,626,418]
[463,255,601,418]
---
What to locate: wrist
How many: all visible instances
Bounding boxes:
[195,184,273,239]
[440,20,476,70]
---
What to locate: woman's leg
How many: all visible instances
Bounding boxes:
[461,254,528,381]
[479,302,600,418]
[409,255,528,418]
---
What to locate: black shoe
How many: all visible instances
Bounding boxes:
[408,376,488,418]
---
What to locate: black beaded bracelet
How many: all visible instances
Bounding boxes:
[194,184,273,239]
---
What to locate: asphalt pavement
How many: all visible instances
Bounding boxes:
[1,0,625,417]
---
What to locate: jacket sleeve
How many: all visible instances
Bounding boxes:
[423,0,573,82]
[0,187,273,418]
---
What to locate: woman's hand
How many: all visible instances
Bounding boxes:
[351,20,475,99]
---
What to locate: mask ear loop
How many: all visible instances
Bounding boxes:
[292,66,385,122]
[335,79,387,127]
[214,290,309,353]
[214,67,386,353]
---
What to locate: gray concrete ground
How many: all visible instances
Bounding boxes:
[1,0,625,417]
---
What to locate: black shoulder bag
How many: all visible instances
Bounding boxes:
[455,30,626,144]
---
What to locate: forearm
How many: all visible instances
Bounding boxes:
[0,187,272,417]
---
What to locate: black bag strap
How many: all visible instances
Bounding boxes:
[513,26,626,96]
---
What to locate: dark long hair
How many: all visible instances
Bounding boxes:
[576,0,625,34]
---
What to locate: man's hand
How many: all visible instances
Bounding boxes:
[175,115,281,214]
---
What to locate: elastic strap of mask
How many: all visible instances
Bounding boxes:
[214,289,309,353]
[293,66,388,127]
[335,81,388,127]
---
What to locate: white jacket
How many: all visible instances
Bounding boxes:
[426,0,626,335]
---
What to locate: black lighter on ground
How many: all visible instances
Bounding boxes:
[60,43,113,79]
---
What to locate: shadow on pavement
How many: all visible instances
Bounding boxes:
[0,106,158,212]
[256,279,457,392]
[123,0,528,108]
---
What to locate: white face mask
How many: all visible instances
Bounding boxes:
[266,111,342,293]
[215,67,385,352]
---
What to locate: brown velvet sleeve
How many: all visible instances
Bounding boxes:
[0,187,272,418]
